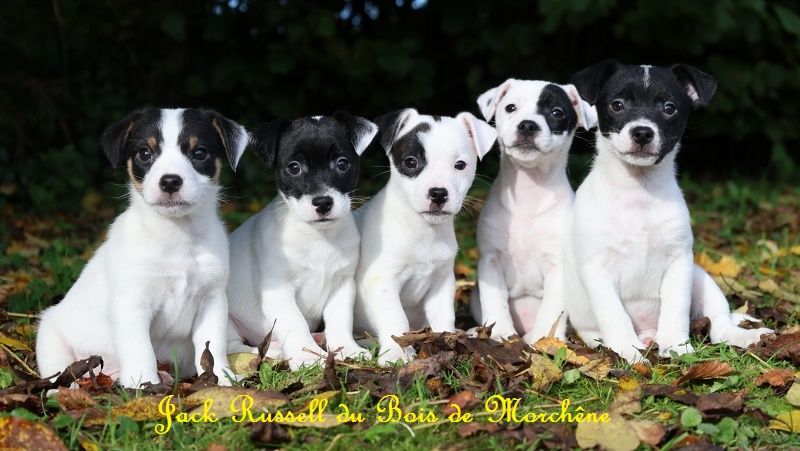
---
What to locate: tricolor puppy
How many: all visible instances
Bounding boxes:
[354,109,496,365]
[564,60,772,363]
[226,113,377,370]
[472,79,596,342]
[36,108,245,387]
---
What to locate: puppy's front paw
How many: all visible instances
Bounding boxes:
[490,324,518,341]
[332,344,371,361]
[713,326,773,349]
[656,338,694,358]
[286,347,325,371]
[119,371,159,389]
[377,345,415,366]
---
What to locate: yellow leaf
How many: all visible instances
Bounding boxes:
[769,410,800,432]
[618,376,641,392]
[518,354,562,391]
[532,337,589,366]
[0,332,31,352]
[576,414,640,451]
[696,252,742,278]
[734,301,750,314]
[0,417,66,450]
[791,245,800,256]
[185,387,288,419]
[787,383,800,407]
[759,279,780,294]
[227,352,259,375]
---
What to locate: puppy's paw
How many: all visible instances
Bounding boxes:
[656,339,694,358]
[713,326,773,349]
[119,371,159,389]
[332,344,371,361]
[377,345,415,366]
[490,324,518,342]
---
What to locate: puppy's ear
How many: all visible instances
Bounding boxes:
[456,112,497,161]
[476,79,514,121]
[206,110,249,171]
[250,120,288,168]
[101,110,144,168]
[562,84,598,130]
[333,111,379,156]
[670,64,717,108]
[373,108,418,154]
[570,59,620,105]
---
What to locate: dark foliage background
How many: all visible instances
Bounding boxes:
[2,0,799,211]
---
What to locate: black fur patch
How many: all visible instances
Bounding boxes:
[119,109,162,182]
[389,123,431,178]
[537,84,578,134]
[179,109,227,179]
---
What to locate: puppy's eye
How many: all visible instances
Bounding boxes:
[404,156,418,169]
[192,146,209,161]
[505,104,517,113]
[137,147,152,163]
[551,107,565,119]
[663,102,677,116]
[336,157,350,172]
[286,161,302,176]
[611,100,625,112]
[454,160,467,171]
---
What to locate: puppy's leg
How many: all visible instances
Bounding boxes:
[35,315,76,380]
[579,261,646,363]
[111,296,159,388]
[692,266,773,348]
[193,291,234,385]
[423,270,457,333]
[655,255,694,357]
[362,278,415,366]
[323,279,369,360]
[475,254,517,339]
[226,318,258,355]
[260,286,325,371]
[524,268,567,343]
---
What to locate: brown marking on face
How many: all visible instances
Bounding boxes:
[147,136,157,149]
[189,136,199,150]
[213,158,222,182]
[211,118,228,153]
[127,159,143,192]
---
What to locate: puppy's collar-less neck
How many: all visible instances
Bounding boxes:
[385,179,455,230]
[129,186,220,232]
[593,137,678,190]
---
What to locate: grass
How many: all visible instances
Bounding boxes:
[0,176,798,450]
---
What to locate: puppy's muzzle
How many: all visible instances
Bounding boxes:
[159,174,183,194]
[312,195,334,216]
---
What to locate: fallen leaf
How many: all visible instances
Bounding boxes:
[632,362,652,378]
[0,393,41,413]
[533,337,589,366]
[755,369,796,389]
[642,384,699,405]
[458,421,501,438]
[750,333,800,365]
[249,422,290,445]
[575,414,640,451]
[442,390,481,416]
[769,410,800,432]
[696,252,742,278]
[185,387,288,419]
[84,396,169,426]
[618,376,641,392]
[578,357,612,380]
[228,352,259,375]
[56,388,95,411]
[787,383,800,407]
[675,360,734,385]
[0,416,66,450]
[518,354,562,391]
[696,392,743,419]
[191,341,218,390]
[609,386,642,415]
[0,331,31,351]
[628,419,666,446]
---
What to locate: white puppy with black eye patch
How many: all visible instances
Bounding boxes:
[564,60,773,363]
[472,79,596,343]
[353,109,497,365]
[226,112,378,370]
[36,108,245,387]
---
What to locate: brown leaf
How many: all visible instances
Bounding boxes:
[575,413,640,451]
[690,317,711,339]
[392,327,436,348]
[533,337,590,366]
[609,386,642,416]
[53,356,104,388]
[642,384,699,405]
[0,393,41,413]
[754,369,796,389]
[628,419,666,446]
[632,362,652,378]
[258,321,276,361]
[750,333,800,365]
[0,416,66,450]
[56,388,95,411]
[457,421,501,438]
[578,357,613,380]
[76,372,114,392]
[442,390,481,416]
[250,422,290,445]
[190,341,218,390]
[697,392,743,420]
[396,351,454,389]
[674,360,734,386]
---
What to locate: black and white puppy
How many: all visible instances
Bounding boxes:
[564,61,772,363]
[472,79,596,343]
[353,109,497,365]
[36,108,245,387]
[226,113,377,370]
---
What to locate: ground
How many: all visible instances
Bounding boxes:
[0,178,798,450]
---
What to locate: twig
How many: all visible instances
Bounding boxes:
[0,344,39,377]
[5,312,39,319]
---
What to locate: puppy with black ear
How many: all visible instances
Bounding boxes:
[36,108,245,387]
[564,60,773,363]
[472,79,596,343]
[353,109,497,365]
[226,113,377,370]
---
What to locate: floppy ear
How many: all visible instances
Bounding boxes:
[476,79,514,121]
[561,84,598,130]
[570,59,620,105]
[250,120,287,168]
[333,111,379,156]
[670,64,717,108]
[373,108,418,154]
[101,109,144,168]
[456,112,497,161]
[206,110,249,171]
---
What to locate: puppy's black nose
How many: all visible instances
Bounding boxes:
[428,187,448,205]
[517,120,540,136]
[159,174,183,194]
[312,195,334,215]
[631,126,655,145]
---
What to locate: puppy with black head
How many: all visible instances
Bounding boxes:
[564,60,772,363]
[36,108,245,387]
[353,109,496,365]
[472,79,596,342]
[226,113,377,370]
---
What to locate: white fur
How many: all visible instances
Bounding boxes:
[565,131,772,363]
[472,80,596,342]
[354,111,496,365]
[36,109,234,387]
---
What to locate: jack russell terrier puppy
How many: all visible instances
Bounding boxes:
[36,108,245,387]
[472,79,597,343]
[226,113,377,370]
[354,109,497,365]
[564,60,773,363]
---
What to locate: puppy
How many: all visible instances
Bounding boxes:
[564,61,773,363]
[226,112,377,370]
[354,109,497,365]
[36,108,245,387]
[472,79,596,342]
